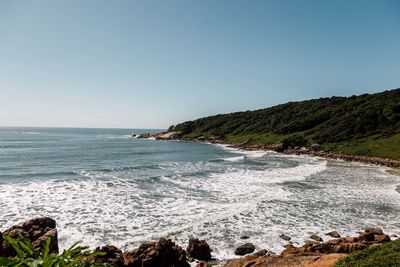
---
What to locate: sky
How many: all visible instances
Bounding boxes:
[0,0,399,129]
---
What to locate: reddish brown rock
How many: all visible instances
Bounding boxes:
[1,217,58,257]
[123,237,189,267]
[89,245,124,266]
[375,234,391,243]
[186,238,212,261]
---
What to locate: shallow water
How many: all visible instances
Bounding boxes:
[0,127,399,260]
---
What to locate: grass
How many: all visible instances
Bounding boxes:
[334,239,400,267]
[326,133,400,160]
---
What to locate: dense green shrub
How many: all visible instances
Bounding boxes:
[172,89,400,158]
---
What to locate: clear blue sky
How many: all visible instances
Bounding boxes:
[1,0,399,129]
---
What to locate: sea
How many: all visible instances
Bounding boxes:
[0,127,399,260]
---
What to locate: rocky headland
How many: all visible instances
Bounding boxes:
[1,217,396,267]
[136,131,400,169]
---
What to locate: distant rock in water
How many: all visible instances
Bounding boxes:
[326,231,341,238]
[234,243,255,256]
[186,237,212,261]
[280,234,291,241]
[0,217,58,257]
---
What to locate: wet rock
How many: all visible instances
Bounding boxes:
[124,237,189,267]
[280,234,291,241]
[310,234,323,242]
[365,227,383,235]
[234,243,255,256]
[252,249,268,257]
[326,231,341,238]
[186,238,212,261]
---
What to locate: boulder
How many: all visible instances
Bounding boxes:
[1,217,58,257]
[310,234,323,242]
[326,231,341,238]
[280,234,291,241]
[123,237,189,267]
[89,245,124,266]
[186,238,212,261]
[358,232,375,242]
[365,227,384,235]
[234,243,255,256]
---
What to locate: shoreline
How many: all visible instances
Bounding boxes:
[136,132,400,169]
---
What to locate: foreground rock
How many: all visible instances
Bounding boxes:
[224,228,392,267]
[124,237,190,267]
[186,237,212,261]
[1,217,58,257]
[92,237,190,267]
[224,253,346,267]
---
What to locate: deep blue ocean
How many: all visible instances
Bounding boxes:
[0,127,399,259]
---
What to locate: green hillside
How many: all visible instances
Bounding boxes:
[170,88,400,159]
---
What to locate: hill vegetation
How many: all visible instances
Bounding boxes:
[170,88,400,159]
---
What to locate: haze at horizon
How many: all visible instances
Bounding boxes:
[1,0,399,129]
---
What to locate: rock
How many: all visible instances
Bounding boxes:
[365,227,384,235]
[123,237,189,267]
[186,238,212,261]
[87,245,124,266]
[31,228,58,254]
[223,253,346,267]
[22,217,56,231]
[326,231,341,238]
[1,227,30,257]
[280,234,291,241]
[375,234,391,243]
[311,143,321,151]
[358,232,375,242]
[252,249,268,257]
[196,262,210,267]
[234,243,255,256]
[1,217,58,257]
[310,234,323,242]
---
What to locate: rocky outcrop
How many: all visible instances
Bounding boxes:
[1,217,58,257]
[123,237,190,267]
[137,131,182,140]
[282,229,390,255]
[186,237,212,261]
[223,253,346,267]
[235,243,256,256]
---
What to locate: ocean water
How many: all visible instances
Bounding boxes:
[1,127,400,260]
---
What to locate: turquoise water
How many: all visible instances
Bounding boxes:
[0,127,399,259]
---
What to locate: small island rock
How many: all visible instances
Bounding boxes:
[234,243,255,256]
